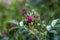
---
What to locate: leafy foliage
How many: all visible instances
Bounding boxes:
[0,0,60,40]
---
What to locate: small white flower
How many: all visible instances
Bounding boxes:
[19,21,24,27]
[46,25,51,31]
[51,19,58,27]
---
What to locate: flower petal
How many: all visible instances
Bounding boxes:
[19,21,24,27]
[51,19,58,27]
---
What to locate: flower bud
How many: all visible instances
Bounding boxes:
[10,24,17,27]
[21,9,27,14]
[27,16,32,23]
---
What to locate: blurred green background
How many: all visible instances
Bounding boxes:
[0,0,60,40]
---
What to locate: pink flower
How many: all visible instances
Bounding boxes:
[27,16,32,23]
[10,24,17,27]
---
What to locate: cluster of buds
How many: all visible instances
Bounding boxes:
[21,9,41,35]
[21,9,40,23]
